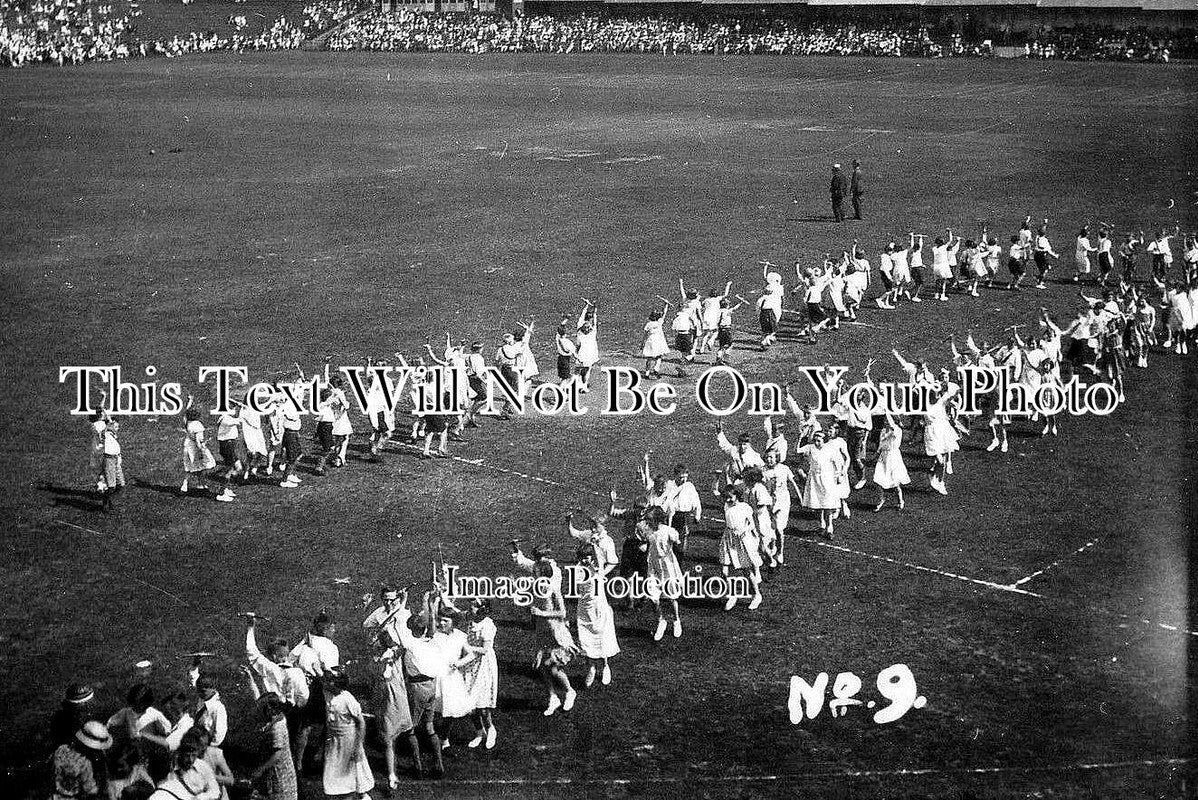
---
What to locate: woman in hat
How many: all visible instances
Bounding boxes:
[51,683,96,748]
[320,667,374,799]
[53,720,111,800]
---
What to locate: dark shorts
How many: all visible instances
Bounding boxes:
[218,439,239,466]
[717,328,733,348]
[845,426,868,464]
[1098,252,1113,273]
[315,421,335,451]
[879,272,894,291]
[674,331,694,353]
[468,374,486,398]
[806,302,826,323]
[281,429,304,461]
[372,411,391,433]
[425,413,450,433]
[759,309,778,335]
[1033,252,1048,273]
[406,679,437,731]
[1008,258,1024,276]
[556,355,572,380]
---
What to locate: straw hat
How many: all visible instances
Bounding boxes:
[76,721,112,751]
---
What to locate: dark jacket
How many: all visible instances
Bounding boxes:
[831,169,849,198]
[851,167,865,197]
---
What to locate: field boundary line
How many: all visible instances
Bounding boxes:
[792,536,1043,597]
[1012,538,1101,587]
[400,757,1189,786]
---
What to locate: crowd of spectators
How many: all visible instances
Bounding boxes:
[2,2,1194,68]
[1,0,132,66]
[327,12,951,56]
[328,11,1192,61]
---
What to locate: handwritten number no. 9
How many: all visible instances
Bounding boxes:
[873,663,924,724]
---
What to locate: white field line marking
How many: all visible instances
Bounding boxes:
[1012,538,1101,587]
[793,536,1042,597]
[56,519,101,535]
[406,757,1188,786]
[386,451,1198,637]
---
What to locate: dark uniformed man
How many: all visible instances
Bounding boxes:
[851,159,865,220]
[830,163,849,223]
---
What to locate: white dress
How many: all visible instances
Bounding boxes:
[576,328,599,367]
[641,319,668,358]
[322,690,374,796]
[718,501,762,570]
[520,337,540,380]
[240,410,267,457]
[873,425,910,489]
[183,420,217,473]
[575,565,620,659]
[463,617,499,709]
[433,629,474,719]
[798,442,847,510]
[923,397,960,457]
[640,524,683,600]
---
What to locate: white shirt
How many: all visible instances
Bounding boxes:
[664,479,702,517]
[245,627,309,708]
[289,633,339,678]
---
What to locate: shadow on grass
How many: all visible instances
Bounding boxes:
[38,482,105,512]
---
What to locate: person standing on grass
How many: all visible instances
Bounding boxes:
[609,491,650,612]
[663,464,701,555]
[180,406,228,501]
[795,429,848,539]
[571,540,620,689]
[872,411,909,512]
[713,294,745,366]
[288,612,338,773]
[829,163,848,223]
[670,293,701,365]
[1007,234,1027,290]
[516,320,540,392]
[924,381,960,496]
[718,486,763,611]
[1096,228,1115,286]
[241,617,310,777]
[320,667,373,800]
[554,320,576,388]
[641,301,670,378]
[907,233,926,301]
[639,506,684,641]
[931,231,956,301]
[761,449,800,567]
[742,467,778,570]
[1033,223,1060,290]
[235,694,297,800]
[1073,226,1097,284]
[512,543,578,715]
[983,234,1002,289]
[756,268,785,349]
[575,300,600,393]
[98,415,125,512]
[462,599,499,749]
[850,159,865,220]
[699,282,732,354]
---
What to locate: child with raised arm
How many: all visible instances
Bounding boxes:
[640,299,670,378]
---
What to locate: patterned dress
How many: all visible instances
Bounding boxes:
[258,716,297,800]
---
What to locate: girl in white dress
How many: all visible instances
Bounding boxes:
[462,600,499,750]
[238,404,268,480]
[573,544,620,688]
[321,669,373,799]
[432,613,475,747]
[741,467,778,569]
[517,320,540,386]
[180,406,220,499]
[575,300,599,393]
[872,413,909,512]
[795,429,849,538]
[931,231,956,301]
[923,383,960,495]
[718,486,763,611]
[639,507,683,641]
[640,301,670,378]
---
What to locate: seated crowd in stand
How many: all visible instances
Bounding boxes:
[1,0,1193,68]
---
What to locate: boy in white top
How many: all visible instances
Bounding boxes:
[1033,223,1059,290]
[875,245,896,309]
[663,464,702,554]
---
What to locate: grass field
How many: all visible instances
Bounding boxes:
[1,52,1196,799]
